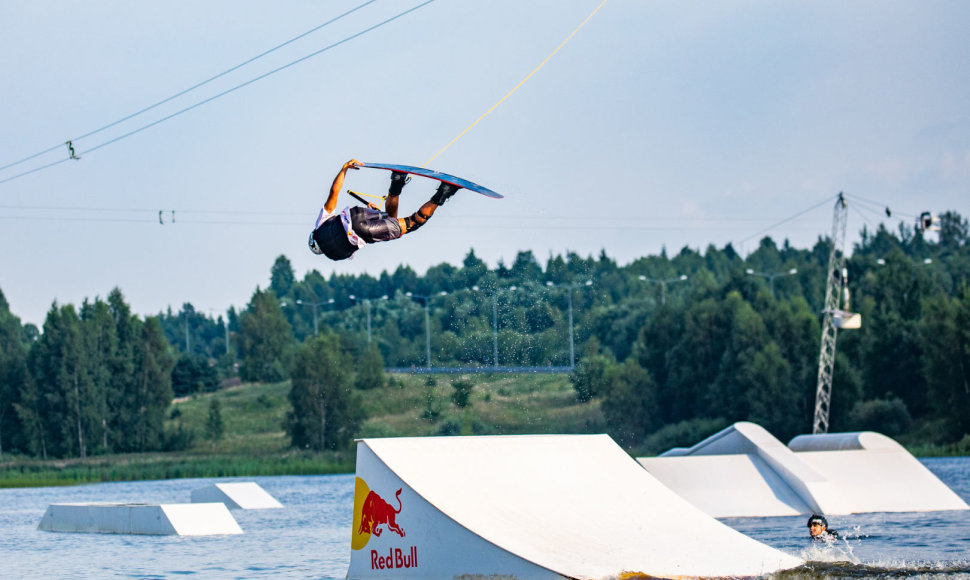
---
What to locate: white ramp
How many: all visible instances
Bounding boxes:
[638,422,969,518]
[38,503,243,535]
[191,482,283,509]
[639,422,845,517]
[346,434,802,579]
[788,431,969,514]
[639,453,813,517]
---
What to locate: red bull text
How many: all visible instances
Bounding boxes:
[370,546,418,570]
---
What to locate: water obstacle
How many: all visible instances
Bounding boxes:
[346,434,803,579]
[639,422,970,518]
[191,481,283,510]
[37,502,242,536]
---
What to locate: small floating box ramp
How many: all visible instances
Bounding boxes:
[37,503,243,536]
[191,482,283,509]
[346,434,803,579]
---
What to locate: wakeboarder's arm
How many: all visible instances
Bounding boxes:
[323,159,360,213]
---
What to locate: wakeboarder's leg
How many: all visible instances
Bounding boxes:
[400,182,460,234]
[386,171,408,218]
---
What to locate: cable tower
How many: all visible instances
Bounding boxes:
[813,192,862,434]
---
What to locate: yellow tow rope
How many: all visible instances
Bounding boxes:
[423,0,609,168]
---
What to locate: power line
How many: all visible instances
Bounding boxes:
[736,194,836,245]
[0,204,304,216]
[0,203,806,223]
[0,0,377,175]
[1,0,437,187]
[843,192,917,220]
[849,203,877,232]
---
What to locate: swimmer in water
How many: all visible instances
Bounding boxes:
[807,514,839,542]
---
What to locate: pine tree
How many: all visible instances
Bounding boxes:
[130,316,176,451]
[239,287,293,383]
[0,290,28,456]
[205,398,225,442]
[106,289,138,452]
[284,333,363,451]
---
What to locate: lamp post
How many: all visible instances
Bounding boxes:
[183,308,190,353]
[473,285,517,367]
[745,268,798,298]
[406,291,447,369]
[349,295,388,344]
[292,298,335,336]
[546,280,592,369]
[638,274,687,306]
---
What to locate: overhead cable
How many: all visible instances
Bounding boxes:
[737,194,836,245]
[0,0,436,187]
[0,0,377,176]
[0,0,377,175]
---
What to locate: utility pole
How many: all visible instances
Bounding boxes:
[406,292,446,369]
[638,275,688,306]
[474,286,517,367]
[546,280,592,369]
[813,193,861,434]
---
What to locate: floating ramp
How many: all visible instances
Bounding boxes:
[191,482,283,509]
[346,434,802,579]
[788,430,969,514]
[638,422,969,518]
[38,502,243,535]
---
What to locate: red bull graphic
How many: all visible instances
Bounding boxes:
[352,477,419,571]
[359,487,405,538]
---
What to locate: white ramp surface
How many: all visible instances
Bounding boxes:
[191,482,283,509]
[37,503,243,535]
[788,432,969,514]
[639,422,839,517]
[639,453,813,517]
[639,423,969,518]
[347,434,802,579]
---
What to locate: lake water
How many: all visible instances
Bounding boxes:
[1,458,968,579]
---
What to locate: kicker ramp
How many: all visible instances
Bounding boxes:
[347,434,802,579]
[788,430,969,514]
[38,503,242,535]
[638,422,968,518]
[191,482,283,509]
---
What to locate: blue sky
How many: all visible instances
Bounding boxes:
[2,0,968,326]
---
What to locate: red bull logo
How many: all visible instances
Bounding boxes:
[352,477,418,570]
[359,487,405,539]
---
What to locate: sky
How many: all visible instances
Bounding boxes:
[2,0,968,327]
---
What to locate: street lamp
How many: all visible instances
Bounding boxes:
[349,295,388,343]
[472,285,517,367]
[876,258,932,265]
[638,274,688,306]
[546,280,592,369]
[406,291,447,369]
[290,298,335,336]
[744,268,798,298]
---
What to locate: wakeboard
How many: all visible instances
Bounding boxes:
[359,162,503,199]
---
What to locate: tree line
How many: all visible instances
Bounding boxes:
[0,289,173,458]
[1,210,968,458]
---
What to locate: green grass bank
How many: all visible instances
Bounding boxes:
[0,372,602,488]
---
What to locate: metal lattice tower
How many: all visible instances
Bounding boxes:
[813,193,849,434]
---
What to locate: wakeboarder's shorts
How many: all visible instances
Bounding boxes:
[349,207,403,243]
